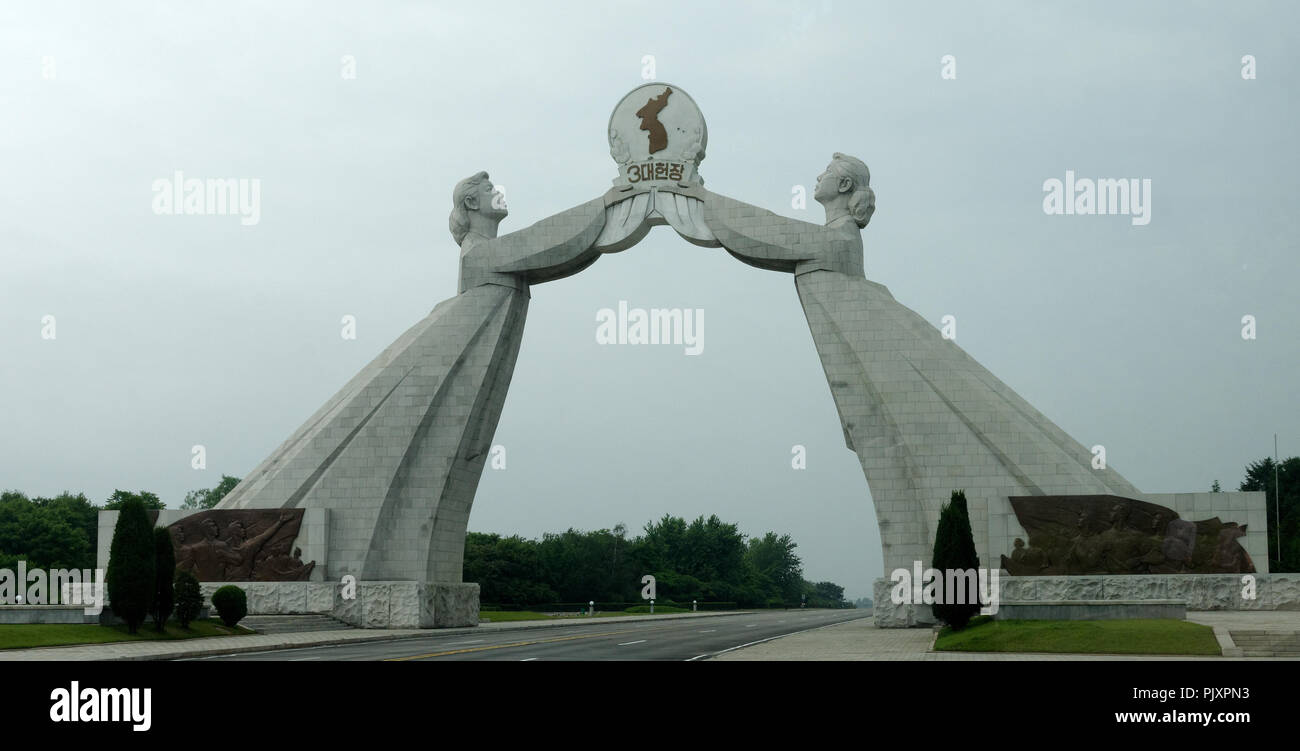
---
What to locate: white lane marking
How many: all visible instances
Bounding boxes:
[447,639,485,645]
[745,624,756,628]
[291,657,320,661]
[520,657,538,661]
[698,629,717,633]
[617,640,647,646]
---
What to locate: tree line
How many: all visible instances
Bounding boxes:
[465,514,849,608]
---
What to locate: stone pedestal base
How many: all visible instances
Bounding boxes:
[197,580,480,629]
[871,574,1300,628]
[871,578,938,628]
[421,582,480,628]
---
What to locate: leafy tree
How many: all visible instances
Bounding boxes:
[464,533,557,604]
[33,492,99,568]
[105,489,165,511]
[744,532,803,604]
[538,527,638,602]
[931,489,981,630]
[638,515,689,575]
[174,570,203,628]
[152,527,176,631]
[1240,456,1300,572]
[0,491,99,570]
[181,475,242,510]
[106,498,155,633]
[682,515,747,584]
[804,580,846,608]
[651,570,706,602]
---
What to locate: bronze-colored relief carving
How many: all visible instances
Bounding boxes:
[169,510,316,582]
[1000,495,1254,575]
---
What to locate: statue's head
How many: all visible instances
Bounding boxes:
[449,171,507,245]
[201,518,219,540]
[815,152,875,228]
[227,520,246,543]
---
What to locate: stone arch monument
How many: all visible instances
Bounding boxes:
[205,83,1266,628]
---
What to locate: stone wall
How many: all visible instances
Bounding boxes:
[873,572,1300,628]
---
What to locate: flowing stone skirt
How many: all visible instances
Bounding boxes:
[795,270,1141,576]
[218,284,528,583]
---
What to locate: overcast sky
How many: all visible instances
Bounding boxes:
[2,1,1296,599]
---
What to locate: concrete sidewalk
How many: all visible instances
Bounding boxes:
[0,610,750,661]
[712,612,1300,661]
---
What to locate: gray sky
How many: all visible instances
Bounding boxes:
[2,1,1296,599]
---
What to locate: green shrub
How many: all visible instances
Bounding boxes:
[152,527,176,631]
[173,570,203,629]
[931,489,982,630]
[106,498,155,634]
[211,585,248,627]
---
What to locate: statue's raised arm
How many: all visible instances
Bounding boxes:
[452,171,607,292]
[702,152,875,278]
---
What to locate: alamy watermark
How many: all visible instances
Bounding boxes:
[0,562,104,615]
[151,171,261,226]
[595,301,703,355]
[50,682,151,732]
[889,561,1000,615]
[1042,170,1151,226]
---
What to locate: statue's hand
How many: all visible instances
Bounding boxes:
[593,185,719,253]
[592,190,655,254]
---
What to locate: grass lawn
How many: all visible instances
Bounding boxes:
[0,619,253,650]
[934,616,1221,656]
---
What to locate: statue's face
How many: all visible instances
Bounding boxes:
[469,179,508,221]
[814,161,850,204]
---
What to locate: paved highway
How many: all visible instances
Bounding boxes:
[184,609,871,661]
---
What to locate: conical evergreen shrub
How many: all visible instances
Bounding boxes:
[931,489,982,630]
[106,497,155,634]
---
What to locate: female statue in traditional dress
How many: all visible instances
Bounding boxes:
[218,173,607,585]
[699,153,1141,586]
